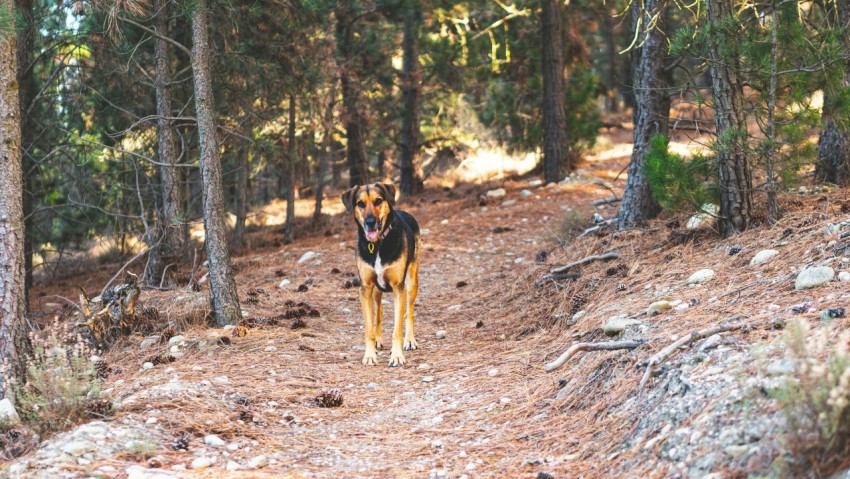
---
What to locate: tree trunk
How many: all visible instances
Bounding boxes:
[148,0,185,287]
[706,0,752,237]
[765,0,779,224]
[284,93,296,244]
[190,0,241,326]
[16,0,34,309]
[399,6,423,196]
[816,0,850,186]
[602,8,619,113]
[231,116,250,250]
[0,0,31,395]
[315,91,335,220]
[336,14,369,187]
[617,0,670,228]
[540,0,568,184]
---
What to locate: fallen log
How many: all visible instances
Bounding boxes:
[592,196,621,206]
[545,339,644,372]
[549,252,621,274]
[534,272,581,287]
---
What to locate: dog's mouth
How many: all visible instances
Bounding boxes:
[364,225,381,242]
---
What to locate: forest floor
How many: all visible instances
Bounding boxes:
[6,118,850,479]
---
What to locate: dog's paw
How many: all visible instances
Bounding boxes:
[403,338,418,351]
[388,351,405,367]
[362,352,378,366]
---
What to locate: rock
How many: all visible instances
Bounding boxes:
[519,189,533,198]
[839,272,850,282]
[435,329,447,339]
[528,179,543,188]
[139,336,161,350]
[204,434,226,447]
[226,461,242,471]
[440,219,449,225]
[366,382,379,390]
[687,269,715,285]
[246,455,269,469]
[821,308,846,320]
[297,251,319,264]
[795,266,835,290]
[190,457,214,469]
[142,362,154,371]
[603,316,642,337]
[487,369,499,377]
[698,334,722,352]
[501,199,517,206]
[647,301,673,315]
[571,310,586,322]
[418,363,430,370]
[264,346,277,352]
[767,357,794,376]
[278,279,291,289]
[686,204,719,230]
[486,188,506,198]
[167,335,185,346]
[61,440,95,456]
[0,397,20,424]
[750,249,779,266]
[422,376,435,383]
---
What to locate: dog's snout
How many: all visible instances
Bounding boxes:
[364,216,378,230]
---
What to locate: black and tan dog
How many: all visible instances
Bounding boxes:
[342,183,421,367]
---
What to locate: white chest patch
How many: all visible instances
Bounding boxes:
[374,253,386,289]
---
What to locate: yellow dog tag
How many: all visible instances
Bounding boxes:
[368,243,375,254]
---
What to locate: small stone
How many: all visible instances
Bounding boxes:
[62,441,95,456]
[431,440,443,448]
[297,251,319,264]
[226,443,240,451]
[839,272,850,282]
[686,204,719,230]
[246,455,269,469]
[418,363,430,370]
[750,249,779,266]
[795,267,835,290]
[278,279,291,289]
[190,457,213,469]
[168,336,185,346]
[226,461,242,471]
[519,189,533,198]
[142,362,154,371]
[440,219,449,225]
[204,435,226,447]
[145,417,158,425]
[487,368,499,377]
[486,188,506,198]
[821,308,846,320]
[603,316,642,337]
[422,376,435,383]
[465,463,477,471]
[571,310,586,322]
[698,334,722,352]
[687,269,715,285]
[264,346,277,352]
[0,398,20,424]
[435,330,447,339]
[528,179,543,187]
[500,397,511,404]
[139,336,161,349]
[502,199,517,206]
[647,301,673,315]
[366,382,379,390]
[727,245,743,256]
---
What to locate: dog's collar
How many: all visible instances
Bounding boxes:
[366,224,392,253]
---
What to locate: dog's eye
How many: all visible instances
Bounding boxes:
[374,198,383,206]
[356,201,366,209]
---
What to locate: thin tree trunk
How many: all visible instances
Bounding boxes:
[706,0,752,237]
[148,0,185,287]
[602,8,619,113]
[765,0,779,224]
[284,93,296,243]
[617,0,670,228]
[231,116,250,250]
[336,13,369,187]
[816,0,850,186]
[16,0,35,308]
[190,0,241,326]
[315,92,335,220]
[541,0,568,184]
[399,6,423,196]
[0,0,31,394]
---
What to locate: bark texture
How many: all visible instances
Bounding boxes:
[16,0,34,304]
[231,119,250,250]
[617,0,670,229]
[336,12,369,187]
[816,0,850,186]
[284,93,296,244]
[315,91,335,220]
[148,0,185,286]
[191,0,241,326]
[0,4,31,394]
[399,7,423,196]
[540,0,568,184]
[706,0,752,237]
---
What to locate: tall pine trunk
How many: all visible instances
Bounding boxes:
[231,115,251,250]
[284,94,296,243]
[148,0,185,287]
[190,0,241,325]
[602,8,620,113]
[540,0,568,184]
[399,6,423,196]
[336,13,369,187]
[816,0,850,186]
[617,0,670,228]
[315,91,335,220]
[0,0,31,394]
[706,0,752,237]
[16,0,34,307]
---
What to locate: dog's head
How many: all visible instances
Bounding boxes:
[342,183,396,242]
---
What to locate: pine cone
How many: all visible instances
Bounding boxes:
[172,432,190,451]
[291,318,307,330]
[315,388,343,408]
[94,360,112,379]
[159,327,175,344]
[85,398,113,418]
[138,306,160,323]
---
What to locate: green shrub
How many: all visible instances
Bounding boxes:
[644,134,717,213]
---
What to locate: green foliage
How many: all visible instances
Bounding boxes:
[644,135,716,212]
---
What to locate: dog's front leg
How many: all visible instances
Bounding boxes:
[388,287,407,367]
[360,285,378,366]
[374,290,383,349]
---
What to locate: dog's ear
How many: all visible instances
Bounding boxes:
[341,186,360,214]
[377,183,397,207]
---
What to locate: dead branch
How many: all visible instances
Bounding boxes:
[545,340,644,372]
[592,196,621,206]
[637,320,747,395]
[549,252,621,274]
[534,272,581,287]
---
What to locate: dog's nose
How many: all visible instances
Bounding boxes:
[364,216,378,230]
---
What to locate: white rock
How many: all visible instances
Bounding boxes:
[145,417,158,425]
[603,316,642,337]
[213,376,229,383]
[168,335,185,346]
[486,188,506,198]
[142,362,154,371]
[572,310,586,322]
[839,272,850,282]
[435,330,447,339]
[501,199,517,206]
[422,376,435,383]
[687,269,715,285]
[190,457,214,469]
[647,301,673,315]
[519,189,533,198]
[795,267,835,290]
[226,443,240,451]
[528,179,543,188]
[686,204,719,230]
[204,434,226,447]
[418,363,430,370]
[674,303,690,312]
[750,249,779,266]
[62,440,95,456]
[226,461,242,471]
[0,398,20,424]
[440,219,449,225]
[246,455,269,469]
[487,369,499,377]
[139,336,160,349]
[264,346,277,352]
[278,279,291,289]
[297,251,319,264]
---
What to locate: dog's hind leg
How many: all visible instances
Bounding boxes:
[388,287,407,367]
[403,262,419,351]
[373,290,383,349]
[360,285,378,366]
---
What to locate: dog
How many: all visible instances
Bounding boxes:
[342,183,422,367]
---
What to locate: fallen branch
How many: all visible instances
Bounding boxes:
[637,320,746,395]
[545,339,644,372]
[592,196,621,206]
[534,272,581,287]
[550,252,621,274]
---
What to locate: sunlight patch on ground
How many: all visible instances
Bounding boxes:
[452,147,539,182]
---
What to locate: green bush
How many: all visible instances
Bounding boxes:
[644,135,717,213]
